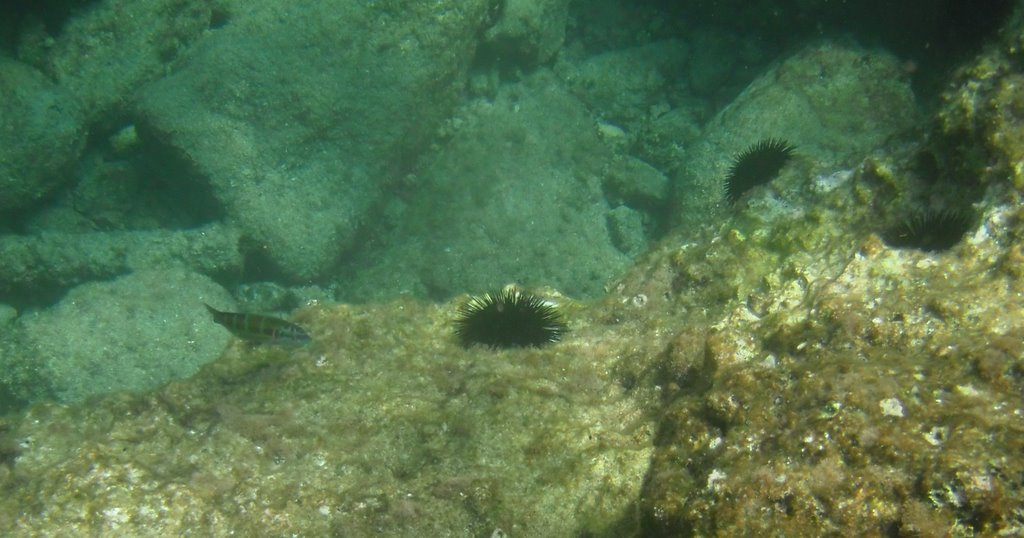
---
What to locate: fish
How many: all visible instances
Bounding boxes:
[204,303,312,346]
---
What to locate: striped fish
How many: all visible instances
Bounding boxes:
[204,303,311,346]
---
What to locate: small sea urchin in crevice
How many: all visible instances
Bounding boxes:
[724,138,796,203]
[882,209,975,252]
[454,288,567,349]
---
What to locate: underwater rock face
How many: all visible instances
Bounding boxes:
[29,0,214,124]
[483,0,571,67]
[136,0,493,281]
[630,212,1024,534]
[0,57,84,213]
[559,39,689,128]
[0,268,232,405]
[340,73,631,300]
[673,41,917,231]
[0,223,242,297]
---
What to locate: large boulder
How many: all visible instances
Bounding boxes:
[341,73,631,300]
[482,0,571,67]
[0,268,232,406]
[0,57,84,214]
[26,0,216,124]
[136,1,495,281]
[673,42,918,230]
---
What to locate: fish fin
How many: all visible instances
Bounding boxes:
[203,303,221,315]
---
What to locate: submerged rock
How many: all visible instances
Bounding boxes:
[0,57,84,214]
[482,0,571,68]
[0,223,242,297]
[0,269,232,406]
[136,1,494,281]
[673,41,918,231]
[340,72,631,300]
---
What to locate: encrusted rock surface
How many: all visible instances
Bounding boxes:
[0,298,654,536]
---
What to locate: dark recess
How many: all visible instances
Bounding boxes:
[636,0,1016,100]
[0,0,100,53]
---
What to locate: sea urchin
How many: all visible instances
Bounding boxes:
[454,288,567,349]
[882,209,974,252]
[724,138,796,203]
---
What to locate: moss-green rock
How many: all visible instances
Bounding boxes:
[0,269,232,406]
[0,57,84,213]
[136,0,495,281]
[341,72,631,301]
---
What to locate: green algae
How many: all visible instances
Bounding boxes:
[0,300,656,536]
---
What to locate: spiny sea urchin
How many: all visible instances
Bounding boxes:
[454,288,567,349]
[724,138,796,203]
[882,209,974,252]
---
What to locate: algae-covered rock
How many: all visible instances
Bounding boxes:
[0,298,655,536]
[0,268,232,406]
[937,30,1024,192]
[136,0,494,281]
[632,206,1024,535]
[673,41,918,231]
[607,110,1024,535]
[0,57,84,213]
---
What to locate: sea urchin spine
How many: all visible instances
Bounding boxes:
[454,288,567,349]
[724,138,796,203]
[882,209,974,252]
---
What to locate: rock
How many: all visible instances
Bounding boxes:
[483,0,571,67]
[0,297,654,535]
[606,205,647,257]
[604,155,670,209]
[0,57,84,213]
[0,304,15,325]
[340,73,630,300]
[33,0,215,124]
[560,39,689,127]
[673,41,918,231]
[686,28,753,97]
[0,223,242,297]
[136,1,493,281]
[0,268,232,405]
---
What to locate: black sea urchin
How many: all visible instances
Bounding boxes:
[725,138,796,203]
[882,209,974,252]
[454,288,567,349]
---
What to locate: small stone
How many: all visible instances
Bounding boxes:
[607,206,648,257]
[879,397,904,418]
[109,124,140,154]
[706,469,727,492]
